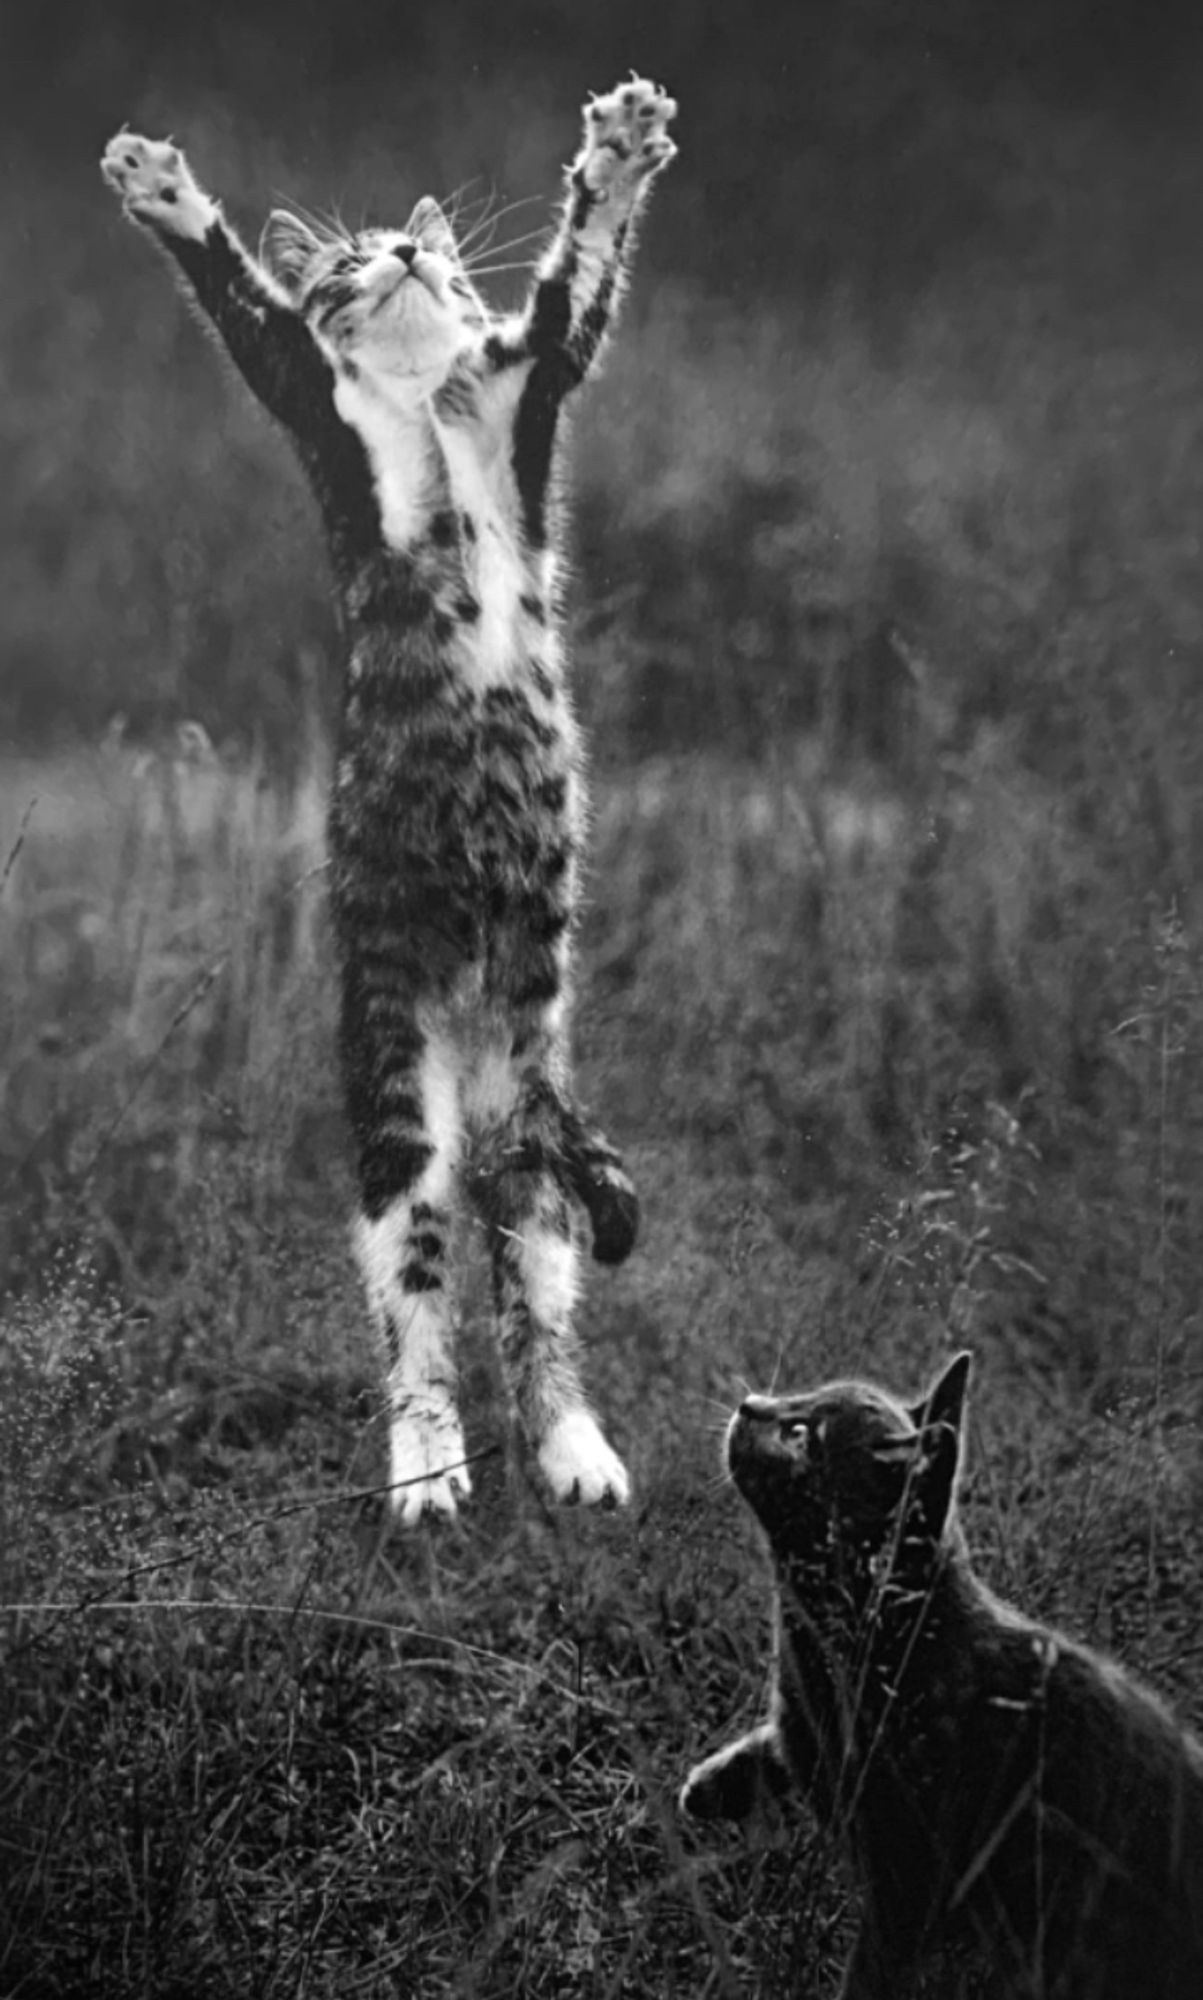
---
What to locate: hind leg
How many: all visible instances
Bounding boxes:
[507,992,639,1266]
[469,1051,629,1508]
[493,1164,629,1506]
[345,1006,471,1524]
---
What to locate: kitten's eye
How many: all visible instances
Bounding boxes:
[781,1419,810,1453]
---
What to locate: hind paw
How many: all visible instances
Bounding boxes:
[538,1409,630,1508]
[388,1405,473,1526]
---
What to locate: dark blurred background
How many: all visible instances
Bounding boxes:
[6,0,1203,767]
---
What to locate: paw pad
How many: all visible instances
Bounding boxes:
[579,76,678,200]
[100,130,214,239]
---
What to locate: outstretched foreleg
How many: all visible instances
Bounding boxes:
[100,130,331,437]
[487,75,678,390]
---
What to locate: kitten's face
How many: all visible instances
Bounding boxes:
[265,200,486,382]
[725,1356,971,1596]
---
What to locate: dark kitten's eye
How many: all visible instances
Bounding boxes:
[871,1434,921,1466]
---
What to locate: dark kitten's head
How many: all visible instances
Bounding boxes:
[262,200,487,380]
[726,1353,972,1600]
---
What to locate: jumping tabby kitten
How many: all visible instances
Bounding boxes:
[681,1354,1203,1998]
[100,77,677,1522]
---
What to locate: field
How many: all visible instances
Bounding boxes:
[3,716,1203,1996]
[4,3,1203,1995]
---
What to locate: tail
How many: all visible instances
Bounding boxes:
[558,1105,639,1266]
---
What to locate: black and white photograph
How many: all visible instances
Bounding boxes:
[2,3,1202,1993]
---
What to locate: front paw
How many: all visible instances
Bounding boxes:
[101,130,217,241]
[680,1728,787,1822]
[680,1746,748,1822]
[578,76,678,204]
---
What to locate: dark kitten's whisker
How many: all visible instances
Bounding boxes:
[766,1342,792,1397]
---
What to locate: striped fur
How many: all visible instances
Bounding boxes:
[101,78,677,1522]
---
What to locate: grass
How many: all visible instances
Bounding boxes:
[2,719,1202,1997]
[4,25,1203,1983]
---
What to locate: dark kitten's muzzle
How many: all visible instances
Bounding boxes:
[727,1397,811,1480]
[739,1393,782,1422]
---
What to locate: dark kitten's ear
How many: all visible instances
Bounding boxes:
[406,196,460,264]
[261,210,325,291]
[910,1352,972,1537]
[907,1351,972,1434]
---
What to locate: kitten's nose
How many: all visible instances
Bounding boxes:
[392,241,417,267]
[740,1394,779,1421]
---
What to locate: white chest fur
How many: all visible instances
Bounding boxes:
[333,371,433,550]
[432,415,524,687]
[333,368,525,687]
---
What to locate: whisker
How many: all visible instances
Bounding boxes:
[767,1344,791,1396]
[462,260,538,279]
[457,192,548,252]
[328,202,358,245]
[464,222,551,257]
[458,189,547,235]
[463,225,550,266]
[441,176,487,220]
[268,194,356,248]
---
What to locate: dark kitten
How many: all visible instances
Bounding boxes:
[681,1355,1203,1998]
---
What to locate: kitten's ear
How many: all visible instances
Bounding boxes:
[907,1351,972,1435]
[911,1352,972,1536]
[260,209,324,291]
[406,196,460,264]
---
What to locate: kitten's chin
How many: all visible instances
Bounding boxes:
[354,312,469,386]
[726,1423,802,1530]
